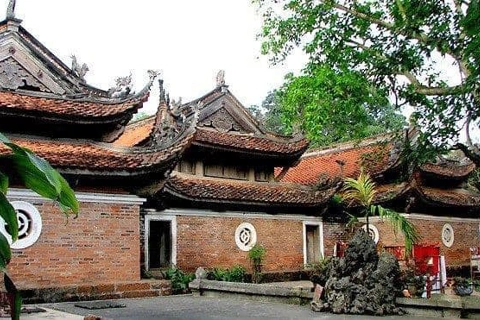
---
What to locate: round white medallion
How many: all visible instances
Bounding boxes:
[0,201,43,249]
[235,222,257,251]
[362,224,379,244]
[441,223,454,247]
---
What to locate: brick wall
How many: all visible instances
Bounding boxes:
[8,199,141,289]
[368,216,479,267]
[322,222,350,257]
[175,216,304,273]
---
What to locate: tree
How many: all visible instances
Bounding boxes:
[248,90,289,135]
[277,64,406,147]
[342,169,419,255]
[255,0,480,163]
[0,133,78,320]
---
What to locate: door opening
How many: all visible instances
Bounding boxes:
[148,220,172,269]
[306,225,320,264]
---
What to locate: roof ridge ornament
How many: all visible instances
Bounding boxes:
[216,70,226,87]
[70,55,89,82]
[108,73,133,99]
[6,0,16,19]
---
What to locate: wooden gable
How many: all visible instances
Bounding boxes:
[198,89,262,135]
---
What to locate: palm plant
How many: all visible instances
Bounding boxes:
[342,169,419,255]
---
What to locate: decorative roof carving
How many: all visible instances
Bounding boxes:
[0,57,50,92]
[151,102,198,147]
[70,55,89,82]
[199,107,246,133]
[6,0,16,19]
[149,79,199,147]
[108,73,133,99]
[216,70,225,87]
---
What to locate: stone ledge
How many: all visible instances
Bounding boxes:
[397,294,480,319]
[188,280,312,305]
[19,280,172,304]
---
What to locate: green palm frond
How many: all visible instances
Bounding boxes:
[377,205,420,256]
[342,169,376,208]
[342,168,420,257]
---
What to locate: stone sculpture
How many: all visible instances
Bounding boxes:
[108,74,133,99]
[70,55,89,82]
[6,0,16,19]
[311,230,403,315]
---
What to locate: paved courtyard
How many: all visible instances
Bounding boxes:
[39,295,440,320]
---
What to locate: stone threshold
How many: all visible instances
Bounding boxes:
[188,279,313,305]
[19,279,172,304]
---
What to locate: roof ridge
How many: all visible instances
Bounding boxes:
[302,133,393,159]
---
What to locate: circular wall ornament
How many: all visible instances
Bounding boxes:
[441,223,454,247]
[235,222,257,251]
[0,201,43,249]
[362,224,379,244]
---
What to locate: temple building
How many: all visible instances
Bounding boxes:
[115,75,336,273]
[0,0,479,302]
[0,9,194,298]
[280,133,480,269]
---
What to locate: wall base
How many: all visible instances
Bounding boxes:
[20,280,171,304]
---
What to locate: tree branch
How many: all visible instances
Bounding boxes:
[329,1,462,60]
[331,2,429,43]
[454,142,480,166]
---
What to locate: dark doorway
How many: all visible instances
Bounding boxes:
[148,220,172,269]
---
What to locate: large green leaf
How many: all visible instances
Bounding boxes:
[0,132,11,144]
[0,193,17,241]
[0,172,8,194]
[4,274,21,320]
[6,143,78,215]
[0,231,11,269]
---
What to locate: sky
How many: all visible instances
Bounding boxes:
[2,0,306,114]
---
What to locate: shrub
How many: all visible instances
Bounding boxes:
[308,257,332,286]
[163,266,195,294]
[207,265,247,283]
[248,244,266,283]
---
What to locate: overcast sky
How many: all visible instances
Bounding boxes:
[2,0,305,114]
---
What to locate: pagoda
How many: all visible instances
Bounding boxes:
[116,71,337,273]
[0,2,195,299]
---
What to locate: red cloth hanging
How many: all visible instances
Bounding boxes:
[414,244,440,274]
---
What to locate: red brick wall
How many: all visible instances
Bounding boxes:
[369,216,479,267]
[8,199,141,289]
[176,216,304,273]
[322,222,349,257]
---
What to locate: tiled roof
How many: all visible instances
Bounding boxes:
[194,128,309,155]
[279,141,393,186]
[374,183,410,203]
[114,116,155,147]
[0,90,149,119]
[419,187,480,207]
[420,161,476,179]
[114,117,309,156]
[165,173,335,207]
[0,134,193,174]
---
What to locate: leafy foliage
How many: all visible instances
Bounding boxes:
[0,133,78,320]
[207,265,247,283]
[248,90,289,135]
[342,169,419,255]
[255,0,480,162]
[277,65,406,147]
[248,244,266,283]
[163,266,195,294]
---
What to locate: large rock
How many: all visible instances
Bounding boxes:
[311,229,402,315]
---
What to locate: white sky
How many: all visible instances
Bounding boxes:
[4,0,306,114]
